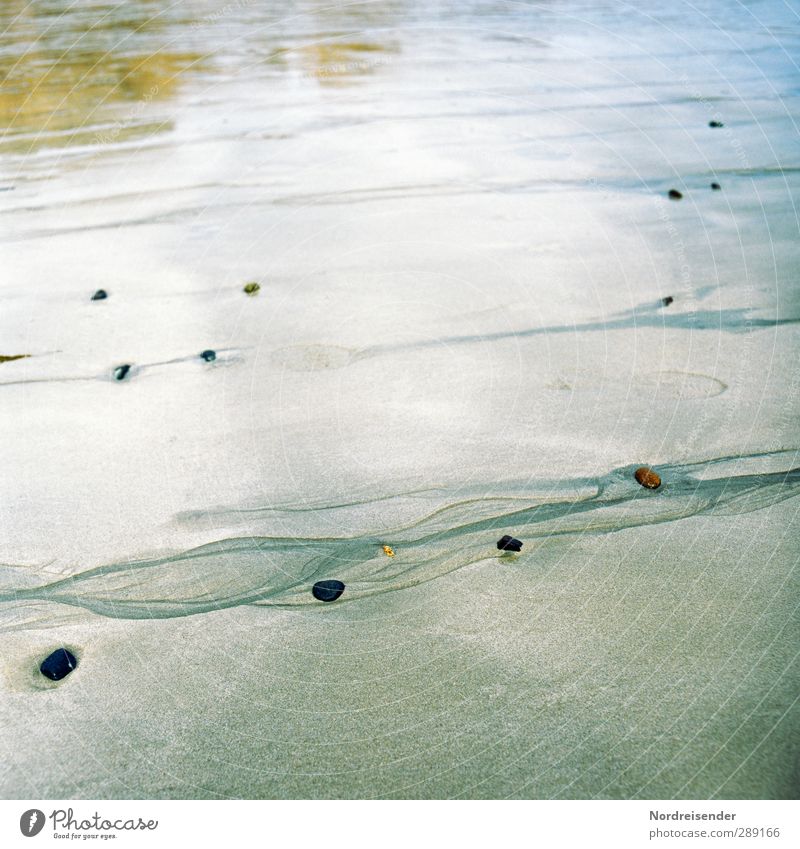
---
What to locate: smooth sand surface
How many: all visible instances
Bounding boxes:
[1,0,798,798]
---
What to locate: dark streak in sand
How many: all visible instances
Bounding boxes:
[2,451,798,623]
[3,297,797,387]
[272,301,800,371]
[0,350,241,388]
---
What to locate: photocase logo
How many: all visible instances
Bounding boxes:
[16,806,159,838]
[19,809,46,837]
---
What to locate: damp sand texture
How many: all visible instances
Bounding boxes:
[1,0,800,800]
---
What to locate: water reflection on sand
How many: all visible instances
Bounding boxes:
[0,0,407,152]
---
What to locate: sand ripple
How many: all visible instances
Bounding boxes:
[1,451,797,624]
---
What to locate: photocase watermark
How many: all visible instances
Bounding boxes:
[678,73,751,170]
[304,55,391,80]
[93,85,160,147]
[18,807,158,839]
[651,194,694,290]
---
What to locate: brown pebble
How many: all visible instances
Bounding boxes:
[634,466,661,489]
[668,189,683,200]
[243,281,260,295]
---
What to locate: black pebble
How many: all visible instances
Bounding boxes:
[711,182,721,191]
[662,295,674,306]
[312,579,345,602]
[40,648,78,681]
[113,364,131,381]
[497,535,523,552]
[200,349,217,362]
[709,120,724,128]
[668,189,683,200]
[90,289,108,301]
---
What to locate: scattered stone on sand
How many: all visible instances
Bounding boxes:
[497,535,523,552]
[40,648,77,681]
[711,182,721,190]
[662,296,674,306]
[91,289,108,301]
[0,354,30,364]
[634,466,662,489]
[113,364,131,381]
[200,349,217,362]
[312,579,345,602]
[243,281,260,295]
[382,545,395,557]
[668,189,683,200]
[709,120,724,128]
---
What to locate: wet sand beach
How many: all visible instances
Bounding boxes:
[1,0,799,798]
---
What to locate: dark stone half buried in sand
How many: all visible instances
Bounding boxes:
[200,349,217,362]
[711,182,721,190]
[634,466,662,489]
[709,120,724,128]
[668,189,683,200]
[497,535,523,552]
[91,289,108,301]
[113,364,131,381]
[40,648,78,681]
[662,296,674,306]
[312,579,345,602]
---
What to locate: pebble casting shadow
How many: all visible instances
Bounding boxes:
[312,580,346,602]
[39,648,77,680]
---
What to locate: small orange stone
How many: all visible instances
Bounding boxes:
[634,466,661,489]
[382,545,395,557]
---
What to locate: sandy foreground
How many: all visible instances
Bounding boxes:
[0,0,798,798]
